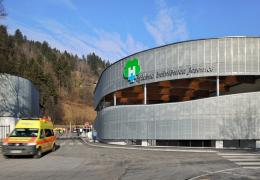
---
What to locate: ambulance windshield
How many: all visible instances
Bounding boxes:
[10,128,39,137]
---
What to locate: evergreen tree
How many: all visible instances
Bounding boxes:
[0,25,10,73]
[14,29,23,45]
[0,26,108,124]
[87,53,107,75]
[0,0,7,17]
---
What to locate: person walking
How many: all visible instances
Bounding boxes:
[92,130,97,143]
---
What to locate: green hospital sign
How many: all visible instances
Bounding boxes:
[123,58,141,83]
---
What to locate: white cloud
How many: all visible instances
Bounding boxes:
[4,18,146,62]
[62,0,77,11]
[48,0,77,11]
[145,0,188,45]
[40,20,147,62]
[4,18,69,52]
[125,34,147,54]
[84,30,147,62]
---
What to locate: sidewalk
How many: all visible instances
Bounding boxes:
[80,137,218,153]
[80,137,260,154]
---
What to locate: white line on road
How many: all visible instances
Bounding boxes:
[218,153,260,156]
[228,159,260,162]
[188,167,242,180]
[236,162,260,166]
[220,171,258,179]
[221,156,260,159]
[218,152,260,169]
[243,166,260,169]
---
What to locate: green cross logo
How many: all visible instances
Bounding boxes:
[123,58,141,83]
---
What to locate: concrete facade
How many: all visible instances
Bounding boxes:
[0,74,40,139]
[94,37,260,108]
[94,37,260,148]
[95,92,260,140]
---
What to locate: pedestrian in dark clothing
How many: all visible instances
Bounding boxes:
[92,130,97,143]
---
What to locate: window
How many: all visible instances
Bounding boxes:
[10,128,39,137]
[45,129,54,137]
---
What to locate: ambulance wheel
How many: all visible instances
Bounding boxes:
[52,143,56,152]
[34,148,42,158]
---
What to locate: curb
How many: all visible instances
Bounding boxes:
[80,138,217,153]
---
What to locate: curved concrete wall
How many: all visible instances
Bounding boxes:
[94,37,260,141]
[0,74,40,118]
[94,37,260,108]
[95,92,260,140]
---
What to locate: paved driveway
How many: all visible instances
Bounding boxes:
[0,139,260,180]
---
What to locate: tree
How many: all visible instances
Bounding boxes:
[0,0,7,18]
[14,29,23,45]
[53,55,73,92]
[0,26,107,124]
[105,60,111,68]
[0,25,10,73]
[87,53,107,75]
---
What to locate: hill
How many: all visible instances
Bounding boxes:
[0,25,110,125]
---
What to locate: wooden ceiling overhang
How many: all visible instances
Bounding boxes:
[103,76,257,105]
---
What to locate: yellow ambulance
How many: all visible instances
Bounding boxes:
[2,117,56,158]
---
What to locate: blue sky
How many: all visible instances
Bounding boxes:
[2,0,260,62]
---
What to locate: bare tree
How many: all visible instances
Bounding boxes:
[0,0,7,18]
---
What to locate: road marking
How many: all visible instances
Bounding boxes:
[220,171,258,179]
[218,153,259,156]
[222,156,260,159]
[236,162,260,166]
[58,141,83,146]
[218,152,260,169]
[229,159,260,161]
[243,166,260,169]
[188,167,241,180]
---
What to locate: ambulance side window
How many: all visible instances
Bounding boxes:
[40,129,45,139]
[45,129,53,137]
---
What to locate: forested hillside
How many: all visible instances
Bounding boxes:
[0,25,110,125]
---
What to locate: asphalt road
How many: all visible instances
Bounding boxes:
[1,138,260,180]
